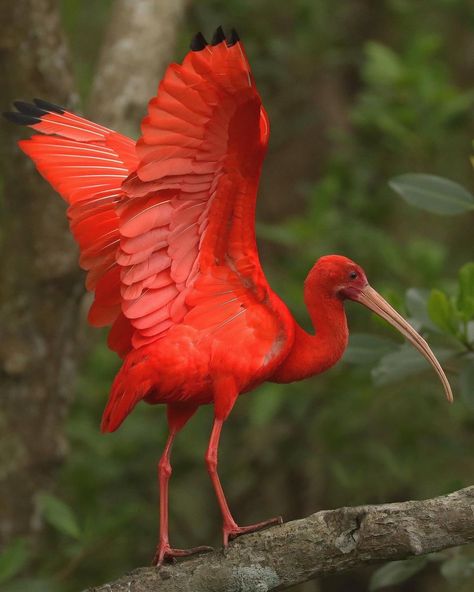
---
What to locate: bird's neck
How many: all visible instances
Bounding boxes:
[270,288,349,383]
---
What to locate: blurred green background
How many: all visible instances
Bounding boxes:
[2,0,474,591]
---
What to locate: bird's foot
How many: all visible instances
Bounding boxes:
[152,543,214,566]
[223,515,283,547]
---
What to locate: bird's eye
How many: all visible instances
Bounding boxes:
[349,271,358,280]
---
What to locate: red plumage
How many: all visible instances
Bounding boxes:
[6,27,453,565]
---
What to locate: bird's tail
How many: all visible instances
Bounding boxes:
[100,348,154,433]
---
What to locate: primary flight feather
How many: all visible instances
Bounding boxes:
[4,27,453,565]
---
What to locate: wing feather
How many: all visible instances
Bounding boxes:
[8,33,278,361]
[118,35,271,349]
[11,101,138,354]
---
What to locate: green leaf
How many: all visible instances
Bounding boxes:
[389,174,474,215]
[440,554,474,582]
[457,262,474,321]
[36,492,81,539]
[370,557,428,590]
[427,290,459,336]
[459,360,474,410]
[343,333,396,365]
[0,538,30,584]
[364,42,403,86]
[405,288,439,331]
[372,343,456,386]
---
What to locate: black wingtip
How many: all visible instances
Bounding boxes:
[13,100,48,118]
[3,111,41,126]
[227,28,240,47]
[33,98,65,114]
[3,97,66,126]
[190,32,208,52]
[211,25,226,46]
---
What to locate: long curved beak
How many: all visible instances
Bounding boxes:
[354,285,453,403]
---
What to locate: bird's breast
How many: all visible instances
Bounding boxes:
[140,297,294,405]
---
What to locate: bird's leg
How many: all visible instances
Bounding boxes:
[154,428,176,564]
[205,416,283,548]
[153,404,213,566]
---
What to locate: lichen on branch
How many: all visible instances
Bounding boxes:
[84,486,474,592]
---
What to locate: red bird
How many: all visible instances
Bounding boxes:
[5,27,453,565]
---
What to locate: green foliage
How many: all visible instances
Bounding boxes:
[347,260,474,390]
[428,289,460,335]
[372,549,474,591]
[458,262,474,321]
[405,288,439,331]
[0,538,30,585]
[368,154,473,591]
[459,360,474,409]
[426,262,474,347]
[363,42,404,88]
[59,0,114,100]
[36,493,82,540]
[353,30,474,161]
[347,238,473,401]
[370,557,428,590]
[372,343,456,387]
[1,579,60,592]
[440,552,474,583]
[343,333,395,365]
[389,174,474,215]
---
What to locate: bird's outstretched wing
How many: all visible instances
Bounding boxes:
[5,28,276,358]
[118,28,273,349]
[4,99,137,356]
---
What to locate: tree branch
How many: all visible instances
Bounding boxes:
[84,486,474,592]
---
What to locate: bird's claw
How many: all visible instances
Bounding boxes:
[223,515,283,547]
[152,543,214,566]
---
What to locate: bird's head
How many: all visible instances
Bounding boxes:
[308,255,368,299]
[307,254,453,403]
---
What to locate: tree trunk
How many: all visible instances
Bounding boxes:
[0,0,189,548]
[89,0,190,135]
[0,0,81,546]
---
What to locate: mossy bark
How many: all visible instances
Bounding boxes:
[0,0,81,546]
[84,487,474,592]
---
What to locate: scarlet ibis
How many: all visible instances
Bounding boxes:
[4,26,453,565]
